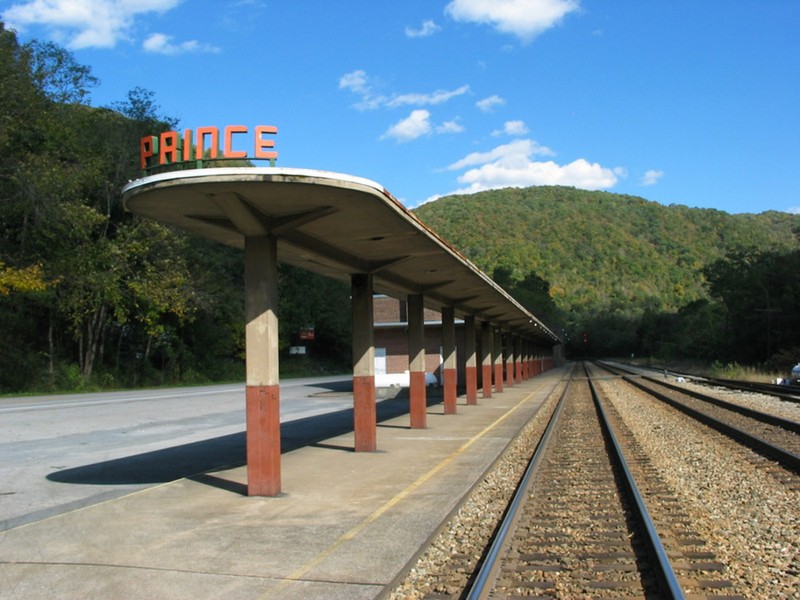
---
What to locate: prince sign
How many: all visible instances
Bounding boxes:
[140,125,278,171]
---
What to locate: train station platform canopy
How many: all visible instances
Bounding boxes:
[122,167,559,344]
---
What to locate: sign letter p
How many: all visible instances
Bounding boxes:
[140,136,158,169]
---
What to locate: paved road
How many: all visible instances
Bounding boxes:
[0,376,355,532]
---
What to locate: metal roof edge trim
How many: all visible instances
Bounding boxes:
[122,167,386,197]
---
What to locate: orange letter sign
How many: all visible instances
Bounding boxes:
[255,125,278,160]
[224,125,248,159]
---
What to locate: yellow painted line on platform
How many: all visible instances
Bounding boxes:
[269,382,547,594]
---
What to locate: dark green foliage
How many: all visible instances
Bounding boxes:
[0,26,350,392]
[278,265,352,364]
[704,249,800,367]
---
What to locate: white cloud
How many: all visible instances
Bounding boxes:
[492,120,529,136]
[445,0,580,43]
[338,70,388,110]
[787,206,800,215]
[405,19,441,38]
[380,112,465,142]
[447,139,554,170]
[641,169,664,186]
[386,84,470,108]
[436,119,465,134]
[445,139,618,193]
[381,110,432,143]
[340,70,470,114]
[2,0,183,49]
[476,95,505,112]
[143,32,219,55]
[338,69,370,94]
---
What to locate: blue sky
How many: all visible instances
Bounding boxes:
[2,0,799,215]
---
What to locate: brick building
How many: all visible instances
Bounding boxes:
[373,295,465,387]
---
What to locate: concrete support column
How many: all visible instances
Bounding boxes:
[442,306,457,415]
[523,339,530,380]
[481,321,492,398]
[505,333,514,388]
[514,336,523,383]
[407,294,426,428]
[351,273,376,452]
[245,235,281,497]
[493,327,504,393]
[464,315,478,405]
[529,343,535,377]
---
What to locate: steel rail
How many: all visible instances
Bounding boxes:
[587,373,685,600]
[465,364,686,599]
[640,375,800,433]
[599,359,800,403]
[464,372,571,599]
[623,376,800,473]
[694,376,800,403]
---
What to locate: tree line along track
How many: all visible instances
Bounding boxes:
[462,363,740,599]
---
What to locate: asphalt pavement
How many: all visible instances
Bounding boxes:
[0,376,352,531]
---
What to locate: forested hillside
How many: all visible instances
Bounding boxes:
[415,186,800,365]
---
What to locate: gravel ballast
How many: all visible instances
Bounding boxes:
[600,377,799,599]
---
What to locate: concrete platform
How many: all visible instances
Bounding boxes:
[0,368,565,599]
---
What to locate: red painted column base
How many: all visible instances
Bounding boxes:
[353,375,376,451]
[409,370,427,428]
[506,362,514,388]
[482,365,492,398]
[443,367,457,414]
[465,366,478,405]
[246,384,281,497]
[494,364,504,393]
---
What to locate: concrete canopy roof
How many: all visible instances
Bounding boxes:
[122,168,560,344]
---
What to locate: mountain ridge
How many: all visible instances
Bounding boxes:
[413,185,799,321]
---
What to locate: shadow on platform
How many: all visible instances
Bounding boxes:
[47,390,444,491]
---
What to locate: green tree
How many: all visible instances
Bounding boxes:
[705,248,800,364]
[278,265,351,364]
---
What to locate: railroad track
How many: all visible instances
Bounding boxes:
[601,360,800,404]
[462,363,738,599]
[596,361,800,474]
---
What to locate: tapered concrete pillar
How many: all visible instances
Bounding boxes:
[505,333,514,388]
[245,235,281,497]
[351,273,376,451]
[481,321,492,399]
[464,315,478,405]
[493,327,504,393]
[407,294,426,428]
[514,336,523,383]
[523,339,530,380]
[528,342,534,377]
[442,306,457,414]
